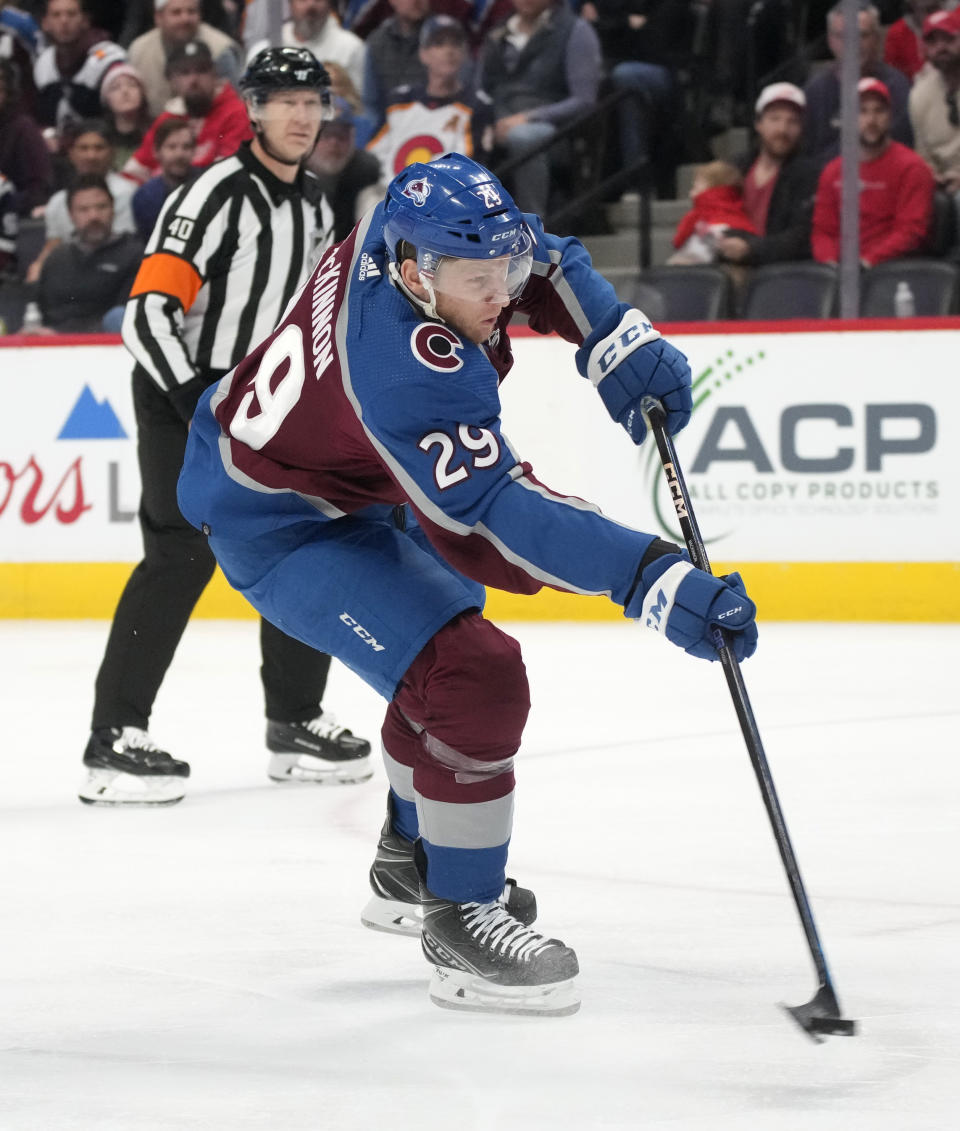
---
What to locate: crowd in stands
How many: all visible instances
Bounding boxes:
[2,0,960,333]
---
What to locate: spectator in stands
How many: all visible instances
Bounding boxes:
[120,0,239,46]
[581,0,683,196]
[33,0,127,130]
[885,0,945,82]
[716,82,821,267]
[362,0,431,129]
[123,39,250,183]
[27,118,134,281]
[909,8,960,231]
[0,56,54,214]
[307,95,382,239]
[131,116,196,240]
[99,61,152,167]
[367,15,494,179]
[127,0,242,117]
[479,0,602,216]
[1,0,40,114]
[812,77,935,267]
[323,58,376,145]
[248,0,366,95]
[804,1,914,167]
[667,160,757,265]
[25,173,142,333]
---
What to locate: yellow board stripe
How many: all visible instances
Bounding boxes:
[1,562,958,621]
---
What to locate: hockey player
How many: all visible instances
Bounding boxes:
[79,48,373,807]
[176,154,759,1015]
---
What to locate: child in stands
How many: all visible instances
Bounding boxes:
[668,160,758,265]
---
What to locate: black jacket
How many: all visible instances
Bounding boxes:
[727,148,821,265]
[38,231,143,332]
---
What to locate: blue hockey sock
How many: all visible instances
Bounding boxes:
[390,789,419,842]
[420,839,509,904]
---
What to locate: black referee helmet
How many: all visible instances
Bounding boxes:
[238,47,332,106]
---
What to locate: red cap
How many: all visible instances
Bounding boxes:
[857,77,891,104]
[922,9,960,39]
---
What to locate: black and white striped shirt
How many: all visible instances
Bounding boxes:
[122,142,334,408]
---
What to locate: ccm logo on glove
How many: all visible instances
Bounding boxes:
[575,302,692,444]
[628,556,759,663]
[584,308,661,385]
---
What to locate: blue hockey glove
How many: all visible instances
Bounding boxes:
[575,303,692,444]
[626,553,758,662]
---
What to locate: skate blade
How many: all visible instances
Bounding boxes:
[78,768,186,806]
[267,752,373,785]
[428,967,580,1017]
[360,895,423,937]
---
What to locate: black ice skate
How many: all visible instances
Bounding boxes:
[266,712,372,784]
[360,795,538,937]
[78,727,190,806]
[415,842,579,1016]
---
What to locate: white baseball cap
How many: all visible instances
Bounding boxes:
[755,82,806,116]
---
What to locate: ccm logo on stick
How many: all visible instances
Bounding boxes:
[339,613,386,652]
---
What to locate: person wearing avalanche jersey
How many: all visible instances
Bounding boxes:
[366,15,494,177]
[177,153,759,1016]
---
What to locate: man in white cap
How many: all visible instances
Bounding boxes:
[716,82,821,267]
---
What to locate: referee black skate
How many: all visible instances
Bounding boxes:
[80,47,371,806]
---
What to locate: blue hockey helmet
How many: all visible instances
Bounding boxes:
[383,154,534,304]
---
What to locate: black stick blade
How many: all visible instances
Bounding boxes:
[781,984,858,1043]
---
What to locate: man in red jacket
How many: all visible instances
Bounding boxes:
[884,0,945,83]
[122,39,250,184]
[812,77,935,269]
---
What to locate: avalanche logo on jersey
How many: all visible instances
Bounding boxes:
[402,178,431,207]
[410,323,464,372]
[474,183,502,208]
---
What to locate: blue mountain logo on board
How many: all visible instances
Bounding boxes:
[57,385,127,440]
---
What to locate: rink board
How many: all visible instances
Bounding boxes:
[1,323,958,621]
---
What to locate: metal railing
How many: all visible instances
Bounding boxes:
[490,85,655,269]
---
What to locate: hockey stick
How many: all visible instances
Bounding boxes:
[641,397,856,1043]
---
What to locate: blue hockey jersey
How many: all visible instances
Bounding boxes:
[178,202,658,613]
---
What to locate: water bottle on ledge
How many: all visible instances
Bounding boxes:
[893,281,915,318]
[21,301,43,333]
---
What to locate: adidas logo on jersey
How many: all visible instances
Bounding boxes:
[357,252,381,280]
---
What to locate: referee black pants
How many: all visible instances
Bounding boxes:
[91,368,331,731]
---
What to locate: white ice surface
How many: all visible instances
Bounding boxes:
[1,619,958,1130]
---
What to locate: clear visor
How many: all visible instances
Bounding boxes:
[417,229,534,304]
[250,90,332,123]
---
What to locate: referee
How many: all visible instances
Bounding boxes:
[80,46,372,806]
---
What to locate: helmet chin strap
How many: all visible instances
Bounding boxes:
[388,261,441,321]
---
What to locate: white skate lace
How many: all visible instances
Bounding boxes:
[303,713,350,741]
[117,727,163,752]
[461,901,552,961]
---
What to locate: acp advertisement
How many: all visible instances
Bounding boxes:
[503,328,957,563]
